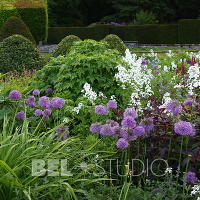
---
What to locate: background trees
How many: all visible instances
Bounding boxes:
[48,0,200,26]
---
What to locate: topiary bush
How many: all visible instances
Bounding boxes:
[34,40,126,100]
[52,35,81,57]
[0,16,35,44]
[0,34,44,73]
[102,34,127,55]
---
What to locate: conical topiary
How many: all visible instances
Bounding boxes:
[0,35,44,73]
[0,16,35,44]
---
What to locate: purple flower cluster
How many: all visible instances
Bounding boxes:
[174,121,195,136]
[56,126,69,141]
[51,97,65,108]
[166,100,182,116]
[140,118,154,134]
[32,89,40,96]
[185,171,198,184]
[26,96,36,108]
[9,90,22,100]
[16,112,25,119]
[91,103,148,149]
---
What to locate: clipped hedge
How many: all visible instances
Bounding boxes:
[18,7,48,43]
[179,19,200,44]
[0,16,35,44]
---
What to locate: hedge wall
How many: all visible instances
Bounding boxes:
[179,19,200,44]
[48,24,179,44]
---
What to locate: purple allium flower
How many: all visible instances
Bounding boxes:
[116,138,129,149]
[43,109,52,116]
[133,126,145,136]
[9,90,22,100]
[184,99,193,106]
[184,74,189,79]
[95,105,108,115]
[100,124,115,136]
[107,100,117,109]
[38,96,51,109]
[56,126,69,141]
[119,128,128,139]
[34,109,43,116]
[140,117,154,134]
[141,60,149,65]
[121,116,136,129]
[107,120,119,134]
[16,112,25,119]
[166,100,182,116]
[123,107,138,119]
[46,88,53,94]
[90,122,102,134]
[174,121,195,136]
[185,171,198,184]
[26,96,36,108]
[42,115,50,121]
[51,97,65,109]
[32,89,40,96]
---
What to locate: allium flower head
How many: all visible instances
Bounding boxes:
[184,99,193,107]
[16,112,25,119]
[38,96,51,109]
[56,126,69,141]
[133,126,145,136]
[116,138,129,149]
[174,121,195,136]
[90,122,102,134]
[121,116,136,129]
[185,171,198,184]
[107,120,119,134]
[32,89,40,96]
[26,96,36,108]
[51,97,65,108]
[140,117,154,134]
[9,90,22,100]
[123,107,137,119]
[46,88,53,94]
[34,109,43,116]
[119,128,128,139]
[43,109,52,117]
[107,100,117,109]
[166,100,182,116]
[95,105,108,115]
[100,124,115,136]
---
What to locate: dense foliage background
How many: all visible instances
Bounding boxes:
[48,0,200,26]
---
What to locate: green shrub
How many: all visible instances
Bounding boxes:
[35,40,125,99]
[0,35,44,73]
[0,16,35,44]
[102,34,127,55]
[0,9,20,28]
[134,10,158,25]
[53,35,81,57]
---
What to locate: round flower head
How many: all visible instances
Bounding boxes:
[26,96,36,108]
[16,112,25,120]
[140,117,154,134]
[119,128,128,139]
[185,171,198,184]
[34,109,43,116]
[133,126,145,136]
[116,138,129,149]
[107,100,117,109]
[174,121,195,136]
[123,107,138,119]
[95,105,108,115]
[46,88,53,94]
[51,97,65,108]
[56,126,69,141]
[107,120,119,134]
[38,96,51,109]
[121,116,136,129]
[141,60,149,65]
[100,124,115,136]
[90,122,102,134]
[43,109,52,117]
[184,99,193,107]
[32,89,40,96]
[166,100,182,116]
[9,90,22,100]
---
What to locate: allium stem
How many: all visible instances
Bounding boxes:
[177,136,184,183]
